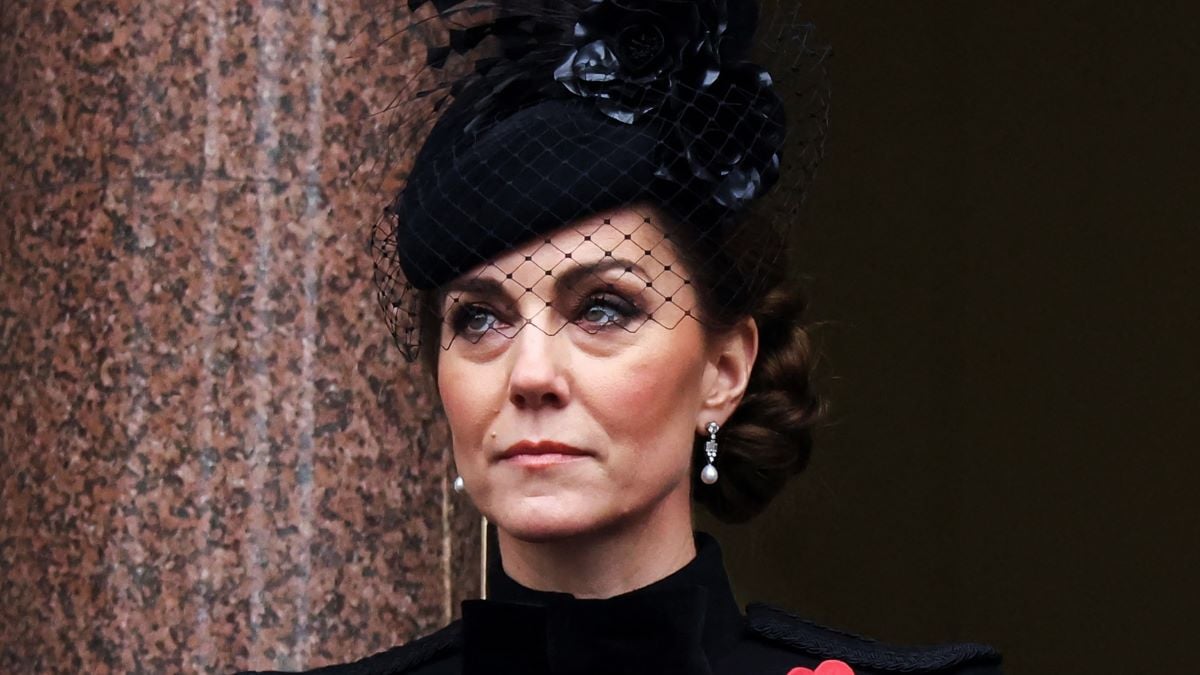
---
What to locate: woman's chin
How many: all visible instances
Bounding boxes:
[487,496,609,543]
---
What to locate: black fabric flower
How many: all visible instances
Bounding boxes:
[657,63,786,209]
[554,0,727,124]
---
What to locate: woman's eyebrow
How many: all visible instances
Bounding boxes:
[441,275,516,309]
[554,258,652,293]
[440,276,509,301]
[440,258,652,305]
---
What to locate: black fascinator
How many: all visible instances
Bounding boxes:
[372,0,830,360]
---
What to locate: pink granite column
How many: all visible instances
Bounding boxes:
[0,1,480,672]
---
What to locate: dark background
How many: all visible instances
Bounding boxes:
[699,2,1199,673]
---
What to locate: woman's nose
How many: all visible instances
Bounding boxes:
[507,328,570,410]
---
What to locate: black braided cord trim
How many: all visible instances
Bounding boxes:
[746,603,1001,673]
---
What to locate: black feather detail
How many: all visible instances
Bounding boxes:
[425,45,453,68]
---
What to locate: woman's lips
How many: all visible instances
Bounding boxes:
[497,440,592,467]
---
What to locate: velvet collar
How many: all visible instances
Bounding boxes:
[460,532,744,675]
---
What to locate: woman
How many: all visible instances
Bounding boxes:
[247,0,1002,673]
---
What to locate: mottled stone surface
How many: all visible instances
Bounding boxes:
[0,2,480,673]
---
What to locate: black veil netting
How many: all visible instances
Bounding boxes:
[368,0,830,361]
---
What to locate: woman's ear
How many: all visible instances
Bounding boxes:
[698,316,759,432]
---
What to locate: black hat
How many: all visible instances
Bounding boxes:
[372,0,829,359]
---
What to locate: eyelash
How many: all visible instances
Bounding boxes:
[448,303,502,341]
[447,291,643,339]
[573,292,641,332]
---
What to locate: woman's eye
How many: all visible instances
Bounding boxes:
[575,294,640,331]
[582,303,620,325]
[466,310,494,332]
[451,305,498,338]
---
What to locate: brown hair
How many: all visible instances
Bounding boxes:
[663,206,826,523]
[688,282,823,523]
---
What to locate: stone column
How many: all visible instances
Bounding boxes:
[0,1,480,672]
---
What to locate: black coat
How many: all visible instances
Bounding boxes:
[242,533,1002,675]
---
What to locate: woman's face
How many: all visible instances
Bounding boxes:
[435,206,743,542]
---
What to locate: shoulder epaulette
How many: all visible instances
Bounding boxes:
[746,603,1001,673]
[289,621,462,675]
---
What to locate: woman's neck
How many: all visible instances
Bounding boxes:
[495,493,697,599]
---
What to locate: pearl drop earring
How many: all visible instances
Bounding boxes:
[453,475,465,493]
[701,422,720,485]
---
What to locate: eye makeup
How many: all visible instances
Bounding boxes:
[441,258,656,342]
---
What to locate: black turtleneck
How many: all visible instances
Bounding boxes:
[461,532,746,675]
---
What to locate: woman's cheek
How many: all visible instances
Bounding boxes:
[592,348,700,451]
[439,362,494,456]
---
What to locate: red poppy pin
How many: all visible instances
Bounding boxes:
[788,660,856,675]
